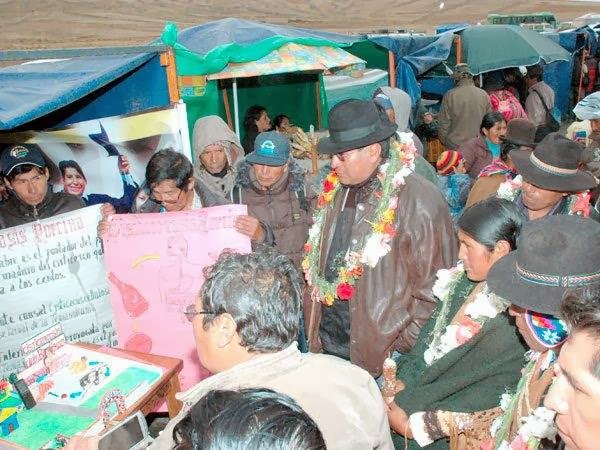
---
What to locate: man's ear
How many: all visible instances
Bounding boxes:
[214,313,237,348]
[3,177,11,190]
[367,142,382,162]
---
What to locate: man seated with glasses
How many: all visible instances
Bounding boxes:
[98,148,271,244]
[149,247,393,450]
[0,144,84,229]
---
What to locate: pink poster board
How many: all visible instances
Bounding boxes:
[102,205,251,390]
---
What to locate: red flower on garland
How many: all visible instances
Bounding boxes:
[323,178,336,193]
[304,243,312,253]
[336,282,354,300]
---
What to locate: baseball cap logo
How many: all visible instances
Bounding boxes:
[259,140,277,156]
[10,145,29,159]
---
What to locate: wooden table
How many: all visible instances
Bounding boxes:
[77,343,184,419]
[0,344,183,450]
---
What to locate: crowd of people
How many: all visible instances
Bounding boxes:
[1,60,600,450]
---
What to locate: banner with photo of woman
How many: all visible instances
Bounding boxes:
[0,103,192,213]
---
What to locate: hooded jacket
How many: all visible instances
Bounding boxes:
[0,188,84,229]
[232,159,315,268]
[192,116,243,201]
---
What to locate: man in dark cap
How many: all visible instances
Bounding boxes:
[497,132,598,220]
[303,99,457,377]
[0,144,83,229]
[438,63,492,150]
[484,215,600,448]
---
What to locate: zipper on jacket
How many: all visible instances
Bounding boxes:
[33,205,38,219]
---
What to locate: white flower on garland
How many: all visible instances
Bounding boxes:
[497,175,523,201]
[518,407,558,441]
[464,291,505,319]
[361,234,392,268]
[424,274,508,366]
[432,263,464,300]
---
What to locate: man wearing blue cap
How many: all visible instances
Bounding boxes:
[0,144,84,229]
[231,131,315,269]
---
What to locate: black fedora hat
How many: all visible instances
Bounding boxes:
[487,215,600,316]
[317,99,397,155]
[511,132,597,192]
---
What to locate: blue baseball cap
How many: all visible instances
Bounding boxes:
[1,144,46,176]
[246,131,290,167]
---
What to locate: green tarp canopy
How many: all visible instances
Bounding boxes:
[161,19,362,147]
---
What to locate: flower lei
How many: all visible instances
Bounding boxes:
[424,265,509,365]
[497,175,592,217]
[485,351,558,450]
[302,134,416,306]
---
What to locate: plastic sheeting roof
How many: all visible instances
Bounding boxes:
[0,52,155,130]
[173,18,359,57]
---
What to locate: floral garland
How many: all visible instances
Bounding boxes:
[484,351,558,450]
[497,175,592,217]
[302,134,417,306]
[424,265,508,365]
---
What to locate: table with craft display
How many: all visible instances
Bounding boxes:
[0,332,183,450]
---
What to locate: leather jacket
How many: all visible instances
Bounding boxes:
[0,188,84,229]
[305,172,458,376]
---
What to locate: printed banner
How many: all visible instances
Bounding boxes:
[0,205,116,379]
[103,205,252,390]
[0,104,190,213]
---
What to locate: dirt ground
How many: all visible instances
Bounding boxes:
[0,0,597,51]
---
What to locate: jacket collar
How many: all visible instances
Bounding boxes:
[177,344,301,405]
[8,185,53,218]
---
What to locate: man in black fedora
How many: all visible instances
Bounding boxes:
[500,132,598,220]
[483,215,600,448]
[303,99,457,377]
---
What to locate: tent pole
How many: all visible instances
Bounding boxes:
[160,49,180,103]
[233,79,240,139]
[455,35,462,64]
[388,50,396,87]
[222,87,234,130]
[315,79,322,129]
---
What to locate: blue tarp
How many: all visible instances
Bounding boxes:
[368,32,456,108]
[173,17,359,57]
[0,52,166,131]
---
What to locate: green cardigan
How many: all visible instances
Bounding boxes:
[393,275,527,449]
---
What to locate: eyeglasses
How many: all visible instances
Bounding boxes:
[184,304,216,322]
[334,147,364,162]
[150,187,184,204]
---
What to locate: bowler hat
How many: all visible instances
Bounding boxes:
[487,215,600,316]
[511,132,597,192]
[502,118,536,148]
[317,99,397,155]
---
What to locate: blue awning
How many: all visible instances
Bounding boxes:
[0,52,155,130]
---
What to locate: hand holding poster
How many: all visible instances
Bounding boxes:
[0,205,116,379]
[102,205,252,390]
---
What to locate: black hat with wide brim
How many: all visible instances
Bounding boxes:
[487,215,600,316]
[511,132,597,192]
[317,99,398,155]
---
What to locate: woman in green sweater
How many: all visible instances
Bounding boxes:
[387,197,528,449]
